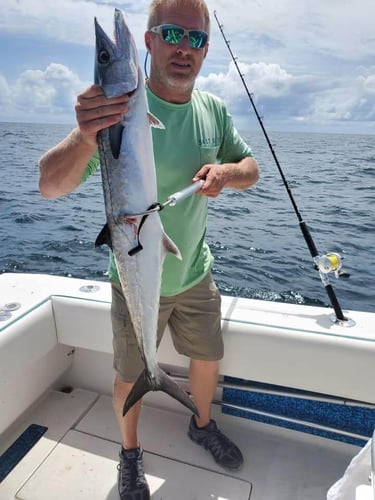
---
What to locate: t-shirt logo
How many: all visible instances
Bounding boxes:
[198,137,220,147]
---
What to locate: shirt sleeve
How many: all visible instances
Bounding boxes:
[81,150,100,183]
[218,109,254,164]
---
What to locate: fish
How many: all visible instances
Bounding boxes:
[93,9,199,418]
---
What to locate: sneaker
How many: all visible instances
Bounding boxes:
[117,446,150,500]
[188,416,244,470]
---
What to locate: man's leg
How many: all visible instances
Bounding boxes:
[168,274,243,471]
[111,285,174,447]
[114,377,150,500]
[111,282,150,500]
[188,359,244,470]
[113,376,141,449]
[189,359,219,427]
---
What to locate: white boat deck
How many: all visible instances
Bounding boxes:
[0,387,359,500]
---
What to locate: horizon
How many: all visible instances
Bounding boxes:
[2,120,374,138]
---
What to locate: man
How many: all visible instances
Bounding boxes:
[39,0,259,498]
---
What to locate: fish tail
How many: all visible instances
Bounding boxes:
[122,366,199,417]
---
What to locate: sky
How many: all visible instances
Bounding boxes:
[1,0,375,134]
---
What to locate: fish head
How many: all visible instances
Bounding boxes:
[94,9,138,98]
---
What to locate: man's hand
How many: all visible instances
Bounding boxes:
[75,85,130,147]
[193,157,259,198]
[193,164,228,198]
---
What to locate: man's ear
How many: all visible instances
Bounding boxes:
[144,31,152,53]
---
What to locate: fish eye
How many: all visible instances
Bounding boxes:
[98,49,110,64]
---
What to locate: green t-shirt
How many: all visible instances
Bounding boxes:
[84,86,253,296]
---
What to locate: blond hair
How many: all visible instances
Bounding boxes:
[147,0,210,34]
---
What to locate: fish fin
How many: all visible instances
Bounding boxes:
[163,232,182,260]
[95,223,113,250]
[147,111,165,129]
[109,122,124,159]
[122,366,199,417]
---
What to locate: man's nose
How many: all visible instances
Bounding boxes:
[177,35,191,51]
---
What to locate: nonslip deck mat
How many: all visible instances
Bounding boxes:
[0,424,48,482]
[223,376,373,446]
[15,430,251,499]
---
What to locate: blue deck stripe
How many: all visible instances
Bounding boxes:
[0,424,48,483]
[222,376,375,447]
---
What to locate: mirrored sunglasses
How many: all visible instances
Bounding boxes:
[150,24,208,49]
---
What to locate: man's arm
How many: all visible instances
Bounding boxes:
[193,156,259,198]
[39,85,129,199]
[39,128,97,199]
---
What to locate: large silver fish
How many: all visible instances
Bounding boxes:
[94,9,198,417]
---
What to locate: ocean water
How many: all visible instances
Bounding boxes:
[0,122,374,313]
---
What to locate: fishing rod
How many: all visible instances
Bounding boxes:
[214,11,352,325]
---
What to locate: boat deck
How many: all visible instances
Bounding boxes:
[0,387,359,500]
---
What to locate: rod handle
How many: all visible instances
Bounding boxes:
[167,180,204,206]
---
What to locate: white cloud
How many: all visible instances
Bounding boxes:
[198,61,295,98]
[197,60,305,128]
[197,59,375,132]
[305,72,375,124]
[0,0,149,47]
[2,0,375,66]
[207,0,375,64]
[1,63,88,123]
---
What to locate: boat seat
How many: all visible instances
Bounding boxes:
[0,300,57,381]
[51,296,113,354]
[50,292,375,406]
[51,295,190,369]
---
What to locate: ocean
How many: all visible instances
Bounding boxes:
[0,122,374,313]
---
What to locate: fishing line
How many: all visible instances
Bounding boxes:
[214,11,352,325]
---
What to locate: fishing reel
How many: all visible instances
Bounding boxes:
[314,252,350,279]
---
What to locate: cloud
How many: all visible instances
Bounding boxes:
[0,0,149,47]
[356,74,375,120]
[305,72,375,124]
[197,60,375,132]
[1,63,88,123]
[207,0,375,65]
[198,60,310,118]
[2,0,375,68]
[198,61,295,99]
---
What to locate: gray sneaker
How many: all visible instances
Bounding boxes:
[188,416,244,470]
[117,447,150,500]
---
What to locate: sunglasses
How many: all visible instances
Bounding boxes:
[150,24,208,49]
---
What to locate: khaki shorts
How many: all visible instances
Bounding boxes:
[111,273,223,382]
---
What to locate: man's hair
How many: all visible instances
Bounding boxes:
[147,0,210,34]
